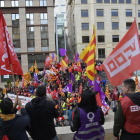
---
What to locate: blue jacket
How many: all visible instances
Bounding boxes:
[101,79,106,86]
[67,109,74,121]
[0,108,30,140]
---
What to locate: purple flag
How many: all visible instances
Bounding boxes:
[34,72,39,83]
[52,53,55,62]
[76,53,80,63]
[59,48,67,56]
[89,79,107,106]
[62,83,72,93]
[71,72,75,82]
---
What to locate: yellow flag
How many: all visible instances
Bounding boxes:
[35,68,39,74]
[30,66,34,73]
[16,78,19,87]
[3,88,6,94]
[24,72,31,82]
[34,61,37,68]
[62,59,68,67]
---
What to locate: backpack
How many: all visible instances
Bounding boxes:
[2,135,9,140]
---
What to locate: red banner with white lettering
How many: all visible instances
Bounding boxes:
[64,54,69,64]
[0,10,23,75]
[44,56,51,67]
[101,18,140,86]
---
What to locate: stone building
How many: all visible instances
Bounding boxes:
[0,0,55,83]
[66,0,140,61]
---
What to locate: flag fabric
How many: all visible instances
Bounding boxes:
[74,64,82,72]
[24,78,28,87]
[101,19,140,86]
[76,53,80,63]
[22,76,24,88]
[0,10,23,75]
[62,59,68,67]
[52,53,55,62]
[16,78,19,87]
[89,79,107,106]
[86,25,97,81]
[3,88,6,94]
[44,56,51,67]
[48,74,57,81]
[64,54,69,64]
[79,83,83,94]
[55,55,57,62]
[135,75,139,86]
[119,93,123,101]
[50,56,53,64]
[105,85,109,98]
[30,66,34,73]
[71,72,75,81]
[35,68,39,74]
[61,59,68,72]
[97,75,101,84]
[95,65,100,70]
[34,72,39,83]
[34,61,37,68]
[24,72,31,82]
[57,62,61,71]
[113,87,118,101]
[74,54,76,62]
[59,48,67,56]
[51,65,58,74]
[82,72,86,81]
[96,92,110,115]
[62,84,72,93]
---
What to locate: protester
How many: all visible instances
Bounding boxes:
[61,100,67,115]
[101,77,106,92]
[57,113,65,127]
[113,79,140,140]
[25,85,59,140]
[67,105,74,126]
[0,97,30,140]
[71,89,105,140]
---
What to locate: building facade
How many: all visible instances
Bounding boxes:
[0,0,55,83]
[66,0,140,61]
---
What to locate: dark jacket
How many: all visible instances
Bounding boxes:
[0,108,30,140]
[113,93,140,140]
[25,97,59,140]
[71,106,105,132]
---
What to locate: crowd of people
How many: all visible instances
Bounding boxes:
[0,60,140,140]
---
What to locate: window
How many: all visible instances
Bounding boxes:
[11,0,18,7]
[104,0,110,3]
[126,0,131,3]
[111,0,117,3]
[41,26,48,47]
[40,13,47,24]
[112,35,119,42]
[98,49,105,58]
[97,0,102,3]
[26,13,34,25]
[12,14,19,25]
[96,9,103,16]
[27,27,34,47]
[126,10,132,16]
[138,23,140,30]
[82,36,89,43]
[112,22,119,29]
[139,0,140,4]
[0,1,4,7]
[81,10,88,17]
[12,27,20,48]
[81,0,87,4]
[98,36,105,42]
[82,23,89,30]
[138,11,140,17]
[119,0,124,3]
[111,10,118,16]
[126,22,132,29]
[26,0,33,6]
[40,0,47,6]
[97,22,104,29]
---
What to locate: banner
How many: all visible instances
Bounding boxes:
[7,93,32,106]
[62,84,72,93]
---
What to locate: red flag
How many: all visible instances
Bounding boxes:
[99,66,102,71]
[79,83,83,94]
[95,65,100,70]
[44,56,51,67]
[34,80,38,88]
[22,76,24,88]
[57,62,61,71]
[74,54,76,62]
[64,54,69,64]
[101,19,140,86]
[97,75,101,83]
[113,87,118,101]
[82,72,86,81]
[0,10,23,75]
[74,65,82,72]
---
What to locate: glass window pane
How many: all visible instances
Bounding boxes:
[16,14,19,19]
[40,13,43,19]
[98,49,105,58]
[138,23,140,30]
[12,14,15,20]
[15,1,18,6]
[126,10,132,16]
[81,10,88,17]
[104,0,110,3]
[13,40,20,48]
[97,22,104,29]
[40,20,48,24]
[119,0,124,3]
[30,1,33,6]
[30,27,34,31]
[98,36,105,42]
[82,23,89,30]
[26,14,29,19]
[126,0,131,3]
[112,22,119,29]
[81,0,87,4]
[41,40,48,47]
[82,36,89,43]
[1,1,4,7]
[111,10,118,16]
[111,0,117,3]
[30,20,34,25]
[126,22,132,29]
[97,0,102,3]
[44,0,47,6]
[138,11,140,17]
[44,13,47,19]
[30,14,33,19]
[96,9,103,16]
[27,40,34,47]
[139,0,140,4]
[11,1,14,6]
[26,1,29,6]
[40,0,43,6]
[112,35,119,42]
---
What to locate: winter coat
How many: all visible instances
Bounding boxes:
[67,109,74,121]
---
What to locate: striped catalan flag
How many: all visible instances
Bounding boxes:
[16,78,19,87]
[80,25,97,81]
[30,66,34,73]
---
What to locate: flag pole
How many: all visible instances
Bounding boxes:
[10,64,17,96]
